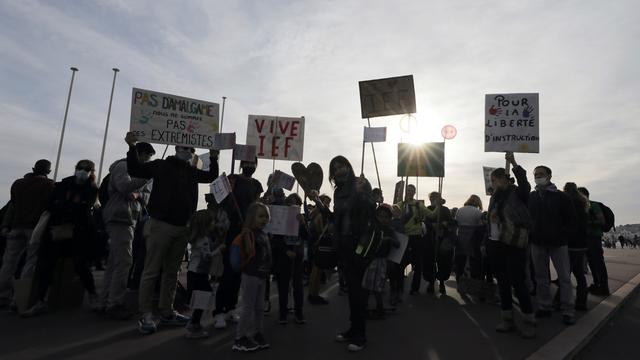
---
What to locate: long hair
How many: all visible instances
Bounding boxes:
[329,156,355,188]
[189,209,215,243]
[243,202,270,230]
[464,194,483,211]
[563,182,589,212]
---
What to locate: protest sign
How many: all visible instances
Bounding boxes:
[393,180,405,204]
[210,173,232,204]
[189,290,214,310]
[265,205,300,236]
[271,170,296,191]
[246,115,305,161]
[397,142,445,177]
[388,232,409,264]
[130,88,219,149]
[291,162,323,194]
[213,133,236,150]
[233,145,257,162]
[485,93,539,153]
[359,75,416,118]
[483,166,497,196]
[363,127,387,143]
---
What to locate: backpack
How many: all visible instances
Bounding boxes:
[230,230,255,272]
[98,173,111,207]
[595,202,615,232]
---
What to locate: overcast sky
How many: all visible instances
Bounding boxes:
[1,0,638,225]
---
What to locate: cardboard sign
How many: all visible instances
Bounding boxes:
[246,115,305,161]
[291,162,323,193]
[213,133,236,150]
[359,75,416,118]
[271,170,296,191]
[189,290,214,310]
[233,144,257,162]
[397,142,445,177]
[265,205,300,236]
[483,166,497,196]
[393,180,405,205]
[130,88,219,149]
[388,232,409,264]
[363,127,387,143]
[210,173,232,204]
[485,93,539,153]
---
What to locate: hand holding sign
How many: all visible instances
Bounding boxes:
[125,132,138,146]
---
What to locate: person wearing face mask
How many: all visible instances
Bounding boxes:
[0,160,54,310]
[123,132,219,335]
[99,142,155,319]
[22,160,100,317]
[528,165,577,326]
[487,152,536,339]
[212,157,264,329]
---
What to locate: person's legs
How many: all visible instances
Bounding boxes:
[488,241,512,310]
[253,276,266,336]
[72,250,96,295]
[571,251,588,309]
[436,249,454,282]
[139,218,173,314]
[292,256,304,317]
[588,236,609,293]
[0,229,28,303]
[531,244,552,312]
[158,224,189,314]
[506,245,533,314]
[455,253,468,281]
[275,256,291,318]
[236,274,259,339]
[187,271,212,325]
[422,236,435,289]
[308,264,322,297]
[104,223,135,308]
[408,236,424,292]
[346,260,367,342]
[550,245,574,316]
[19,229,37,278]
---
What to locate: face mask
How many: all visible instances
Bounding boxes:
[175,150,193,162]
[75,170,90,182]
[534,177,549,186]
[242,167,256,177]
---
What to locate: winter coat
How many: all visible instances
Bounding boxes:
[102,159,150,225]
[528,183,577,247]
[4,173,54,229]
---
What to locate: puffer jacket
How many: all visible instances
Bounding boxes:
[103,159,150,225]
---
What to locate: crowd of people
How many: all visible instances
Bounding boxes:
[0,133,616,353]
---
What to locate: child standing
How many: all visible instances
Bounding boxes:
[232,202,273,352]
[185,209,227,338]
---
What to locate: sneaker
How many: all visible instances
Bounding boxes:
[185,322,209,339]
[294,314,307,324]
[213,313,227,329]
[439,281,446,295]
[106,304,134,320]
[160,311,191,326]
[335,329,354,343]
[347,338,366,352]
[562,314,576,326]
[278,314,288,324]
[138,314,158,335]
[21,301,48,318]
[535,310,552,319]
[253,332,270,349]
[308,295,329,305]
[232,336,260,352]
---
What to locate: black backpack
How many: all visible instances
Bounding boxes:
[98,173,111,207]
[596,202,615,232]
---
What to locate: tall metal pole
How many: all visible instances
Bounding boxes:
[220,96,227,132]
[53,67,78,181]
[97,68,120,185]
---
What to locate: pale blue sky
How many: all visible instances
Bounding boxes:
[1,0,638,225]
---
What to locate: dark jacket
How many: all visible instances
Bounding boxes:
[528,183,577,247]
[332,177,376,260]
[488,165,532,247]
[127,146,219,226]
[5,173,54,229]
[48,176,99,245]
[568,198,588,250]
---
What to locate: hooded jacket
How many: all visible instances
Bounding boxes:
[528,183,577,247]
[102,159,151,225]
[126,146,219,227]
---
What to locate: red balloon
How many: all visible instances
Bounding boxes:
[441,125,457,140]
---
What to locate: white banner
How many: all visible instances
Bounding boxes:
[265,205,300,236]
[485,93,539,153]
[130,88,219,149]
[483,166,497,196]
[233,145,257,162]
[363,127,387,142]
[210,173,232,204]
[246,115,305,161]
[388,232,409,264]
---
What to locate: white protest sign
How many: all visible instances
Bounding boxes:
[189,290,215,310]
[483,166,497,196]
[210,173,232,204]
[246,115,305,161]
[359,75,416,118]
[388,232,409,264]
[213,133,236,150]
[265,205,300,236]
[485,93,539,153]
[233,145,257,162]
[130,88,219,149]
[363,127,387,143]
[271,170,296,191]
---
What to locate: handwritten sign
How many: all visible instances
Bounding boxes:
[213,133,236,150]
[271,170,296,191]
[359,75,416,118]
[246,115,305,161]
[393,180,405,205]
[233,144,257,162]
[397,142,445,177]
[189,290,214,310]
[210,173,232,204]
[483,166,497,196]
[265,205,300,236]
[485,93,539,153]
[363,127,387,142]
[130,88,219,149]
[388,232,409,264]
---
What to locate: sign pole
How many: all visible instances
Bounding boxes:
[97,68,120,185]
[360,138,366,176]
[367,118,382,189]
[220,96,227,132]
[53,67,78,181]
